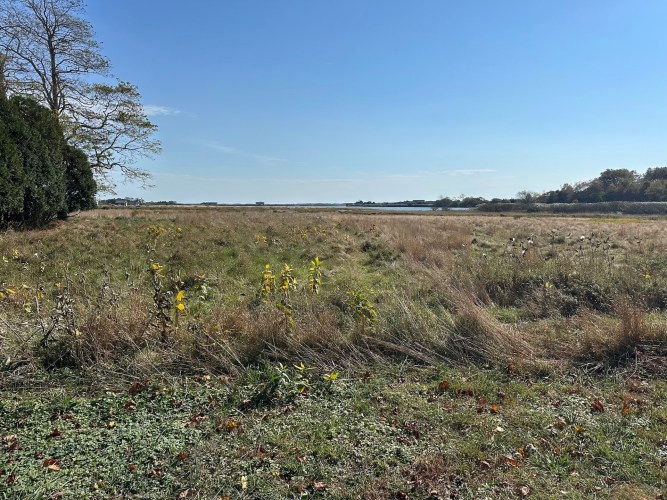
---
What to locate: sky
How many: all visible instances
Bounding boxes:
[86,0,667,203]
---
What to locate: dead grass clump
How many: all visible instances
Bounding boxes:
[73,310,151,365]
[382,217,471,267]
[404,454,455,498]
[446,290,536,364]
[572,302,662,366]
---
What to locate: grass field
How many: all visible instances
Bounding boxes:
[1,207,666,498]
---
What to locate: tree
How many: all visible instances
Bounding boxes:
[644,167,667,181]
[0,52,9,97]
[11,95,67,225]
[62,143,96,213]
[0,0,159,189]
[515,190,537,204]
[643,179,667,201]
[0,95,64,225]
[0,97,26,223]
[0,92,96,227]
[65,81,159,187]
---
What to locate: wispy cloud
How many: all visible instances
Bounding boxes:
[448,169,496,176]
[201,141,289,165]
[144,104,181,116]
[206,143,238,154]
[154,172,363,184]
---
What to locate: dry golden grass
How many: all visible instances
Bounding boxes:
[1,207,666,376]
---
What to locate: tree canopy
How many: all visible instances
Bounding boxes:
[539,168,667,204]
[0,94,96,227]
[0,0,159,189]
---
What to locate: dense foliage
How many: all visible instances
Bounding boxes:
[439,168,667,211]
[0,95,96,227]
[477,201,667,214]
[0,0,159,188]
[538,168,667,203]
[433,196,488,209]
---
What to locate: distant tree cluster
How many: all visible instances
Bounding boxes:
[0,95,95,227]
[433,196,488,209]
[538,168,667,203]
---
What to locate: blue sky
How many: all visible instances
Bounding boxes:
[87,1,667,203]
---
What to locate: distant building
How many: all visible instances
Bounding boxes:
[201,202,218,206]
[255,201,265,206]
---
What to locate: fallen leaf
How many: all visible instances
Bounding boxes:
[48,429,61,438]
[2,435,17,443]
[313,481,328,490]
[5,441,20,452]
[42,458,58,467]
[129,464,137,472]
[494,426,505,433]
[47,464,61,471]
[490,404,500,414]
[591,399,604,413]
[437,380,450,392]
[188,414,206,427]
[505,456,519,467]
[622,402,631,416]
[128,381,145,395]
[240,475,248,490]
[520,485,531,496]
[178,451,188,462]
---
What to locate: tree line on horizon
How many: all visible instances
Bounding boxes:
[434,167,667,208]
[536,168,667,204]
